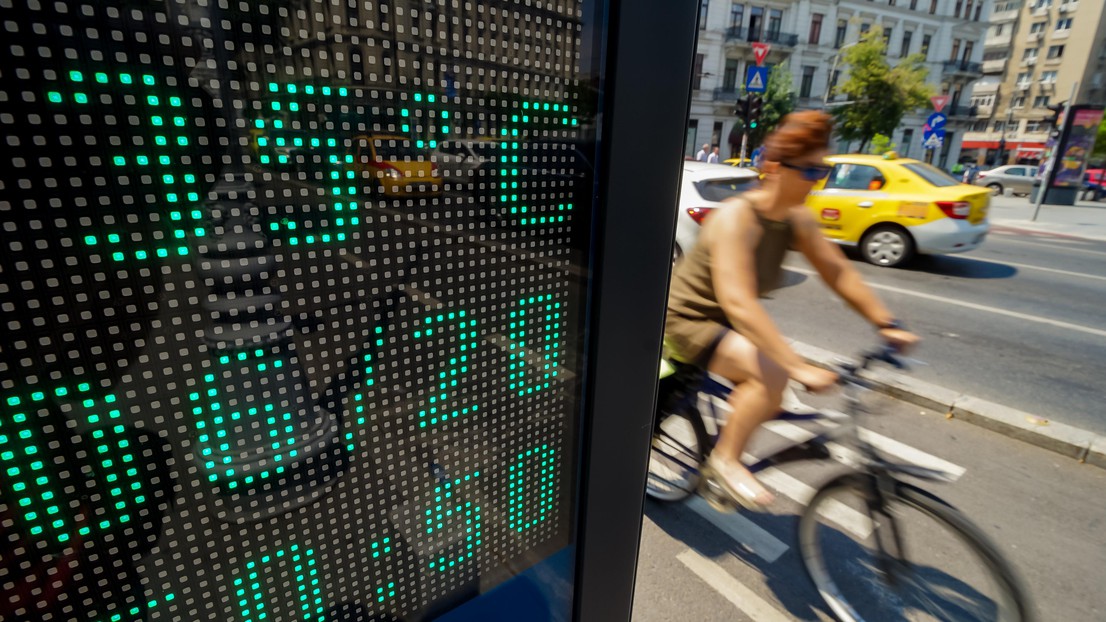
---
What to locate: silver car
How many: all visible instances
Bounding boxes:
[973,165,1039,197]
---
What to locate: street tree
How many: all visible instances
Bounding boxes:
[729,62,795,156]
[832,26,932,153]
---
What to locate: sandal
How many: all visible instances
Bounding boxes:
[703,455,775,512]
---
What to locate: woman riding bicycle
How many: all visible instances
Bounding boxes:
[665,111,919,510]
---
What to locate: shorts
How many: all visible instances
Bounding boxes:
[664,313,732,367]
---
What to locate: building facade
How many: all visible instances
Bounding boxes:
[688,0,990,169]
[964,0,1106,166]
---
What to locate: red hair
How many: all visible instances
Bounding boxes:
[763,110,833,162]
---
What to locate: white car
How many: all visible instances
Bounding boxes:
[674,161,760,262]
[430,139,500,185]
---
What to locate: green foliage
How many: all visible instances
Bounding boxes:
[1092,116,1106,164]
[832,27,933,152]
[869,134,895,155]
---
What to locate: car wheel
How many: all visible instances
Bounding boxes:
[987,183,1003,196]
[861,225,915,268]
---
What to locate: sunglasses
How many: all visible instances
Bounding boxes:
[781,161,833,181]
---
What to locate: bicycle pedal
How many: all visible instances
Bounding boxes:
[698,467,737,513]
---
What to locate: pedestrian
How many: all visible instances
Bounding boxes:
[963,163,977,184]
[696,143,710,162]
[707,146,720,164]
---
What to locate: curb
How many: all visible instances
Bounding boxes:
[790,340,1106,469]
[990,222,1106,243]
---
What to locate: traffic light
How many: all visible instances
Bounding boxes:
[748,95,764,129]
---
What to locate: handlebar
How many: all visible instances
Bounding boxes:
[833,342,910,386]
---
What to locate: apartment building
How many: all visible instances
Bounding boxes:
[964,0,1106,165]
[688,0,990,169]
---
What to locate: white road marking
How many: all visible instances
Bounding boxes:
[787,265,1106,340]
[676,549,793,622]
[756,467,874,539]
[967,256,1106,282]
[764,419,965,481]
[685,496,789,564]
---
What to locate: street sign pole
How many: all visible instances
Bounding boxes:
[1032,81,1079,221]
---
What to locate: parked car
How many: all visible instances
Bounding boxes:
[1081,168,1104,201]
[349,134,442,197]
[807,153,991,267]
[972,164,1039,196]
[673,162,760,263]
[430,138,500,186]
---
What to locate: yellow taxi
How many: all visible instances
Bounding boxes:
[350,134,442,197]
[806,153,990,267]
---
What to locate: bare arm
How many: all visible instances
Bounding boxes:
[710,203,806,373]
[791,207,896,328]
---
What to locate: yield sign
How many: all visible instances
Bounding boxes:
[930,95,950,112]
[752,42,771,66]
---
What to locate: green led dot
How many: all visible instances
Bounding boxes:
[47,91,63,103]
[119,73,132,84]
[147,95,159,106]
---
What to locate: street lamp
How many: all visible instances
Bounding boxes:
[824,41,859,107]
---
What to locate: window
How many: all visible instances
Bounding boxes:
[860,22,871,34]
[955,0,964,17]
[695,177,760,201]
[1040,70,1058,83]
[903,163,961,187]
[749,6,764,39]
[911,0,919,9]
[767,9,782,38]
[1030,21,1046,34]
[921,34,932,58]
[951,40,961,61]
[1056,18,1073,30]
[809,13,824,45]
[730,3,744,29]
[723,59,739,90]
[1012,95,1027,107]
[963,41,974,62]
[883,27,893,48]
[1023,48,1039,60]
[902,129,914,157]
[993,120,1007,132]
[1048,45,1065,59]
[835,19,848,48]
[693,53,704,89]
[825,164,887,191]
[1026,120,1043,132]
[830,69,841,95]
[1016,71,1031,84]
[800,66,816,98]
[1034,95,1051,107]
[700,0,709,29]
[994,24,1005,36]
[901,31,913,57]
[931,0,938,14]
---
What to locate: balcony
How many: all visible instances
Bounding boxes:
[942,60,984,78]
[947,105,979,119]
[985,32,1013,48]
[1015,80,1033,92]
[1039,81,1057,93]
[983,58,1008,74]
[724,26,799,48]
[1026,31,1041,44]
[712,87,742,102]
[992,2,1023,22]
[1059,1,1078,13]
[1020,57,1038,67]
[976,103,995,117]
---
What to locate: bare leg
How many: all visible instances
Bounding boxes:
[705,331,788,505]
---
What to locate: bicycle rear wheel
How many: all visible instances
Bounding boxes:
[798,473,1032,622]
[645,405,707,502]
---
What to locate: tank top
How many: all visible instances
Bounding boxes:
[667,200,795,327]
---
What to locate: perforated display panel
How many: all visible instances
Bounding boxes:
[0,1,602,619]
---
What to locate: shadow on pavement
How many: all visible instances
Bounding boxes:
[904,255,1018,279]
[644,497,1001,621]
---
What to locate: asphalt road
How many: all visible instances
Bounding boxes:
[633,391,1106,622]
[758,223,1106,435]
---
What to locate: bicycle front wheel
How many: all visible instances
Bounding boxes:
[798,473,1032,622]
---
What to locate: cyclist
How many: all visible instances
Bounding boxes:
[665,111,919,510]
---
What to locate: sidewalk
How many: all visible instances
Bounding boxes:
[988,194,1106,241]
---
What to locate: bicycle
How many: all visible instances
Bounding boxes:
[646,344,1034,622]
